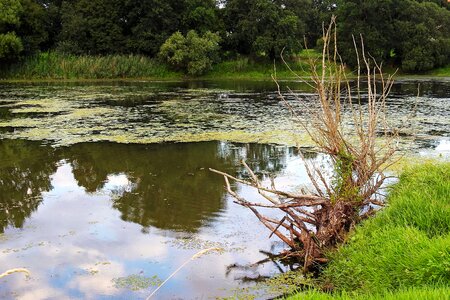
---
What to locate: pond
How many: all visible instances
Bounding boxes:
[0,79,449,299]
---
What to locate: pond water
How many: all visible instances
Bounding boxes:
[0,79,449,299]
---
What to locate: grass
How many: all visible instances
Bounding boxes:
[287,162,450,299]
[428,64,450,77]
[290,286,450,300]
[0,51,182,80]
[0,50,319,81]
[1,50,448,81]
[203,53,314,80]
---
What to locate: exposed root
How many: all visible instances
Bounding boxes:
[210,17,399,272]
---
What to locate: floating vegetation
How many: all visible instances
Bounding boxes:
[221,271,313,299]
[261,271,314,296]
[0,233,8,241]
[112,274,162,291]
[85,268,99,275]
[164,236,244,253]
[0,83,326,147]
[0,82,448,150]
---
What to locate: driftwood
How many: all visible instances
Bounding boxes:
[211,17,399,272]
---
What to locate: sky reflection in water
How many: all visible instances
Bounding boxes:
[0,140,317,299]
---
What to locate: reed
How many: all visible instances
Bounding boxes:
[0,268,30,279]
[1,51,180,80]
[146,247,222,299]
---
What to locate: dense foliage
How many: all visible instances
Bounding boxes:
[336,0,450,72]
[0,0,449,73]
[159,30,220,75]
[0,0,23,60]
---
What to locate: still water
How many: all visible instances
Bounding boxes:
[0,79,449,299]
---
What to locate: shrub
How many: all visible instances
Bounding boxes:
[159,30,220,76]
[0,32,23,60]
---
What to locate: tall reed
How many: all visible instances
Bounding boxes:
[1,52,180,80]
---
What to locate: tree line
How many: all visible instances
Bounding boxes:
[1,0,449,74]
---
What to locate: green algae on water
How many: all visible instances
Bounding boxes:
[112,274,162,291]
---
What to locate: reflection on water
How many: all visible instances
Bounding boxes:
[0,140,58,232]
[66,142,237,232]
[0,139,308,299]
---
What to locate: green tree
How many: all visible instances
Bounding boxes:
[35,0,63,50]
[394,1,450,72]
[122,0,185,56]
[182,0,223,34]
[16,0,49,54]
[159,30,220,75]
[0,0,23,60]
[59,0,125,54]
[335,0,396,65]
[0,32,22,59]
[223,0,306,59]
[336,0,450,72]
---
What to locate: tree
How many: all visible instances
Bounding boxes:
[211,18,398,270]
[0,0,23,60]
[182,0,223,34]
[393,0,450,72]
[335,0,450,72]
[59,0,125,54]
[16,0,49,54]
[122,0,185,56]
[223,0,306,59]
[35,0,63,50]
[159,30,220,75]
[335,0,395,65]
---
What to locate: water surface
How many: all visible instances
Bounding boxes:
[0,79,448,149]
[0,139,313,299]
[0,79,449,299]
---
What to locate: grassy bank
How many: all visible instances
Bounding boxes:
[289,162,450,299]
[428,65,450,77]
[0,52,182,80]
[1,51,448,81]
[294,286,450,300]
[0,50,316,81]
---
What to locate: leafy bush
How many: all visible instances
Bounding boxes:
[0,32,23,59]
[159,30,220,76]
[0,0,23,60]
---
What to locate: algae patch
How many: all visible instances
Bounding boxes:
[221,271,313,299]
[0,84,306,146]
[163,236,244,253]
[112,274,162,291]
[0,83,448,151]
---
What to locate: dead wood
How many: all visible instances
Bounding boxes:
[210,16,398,272]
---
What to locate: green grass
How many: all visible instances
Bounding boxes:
[290,286,450,300]
[0,51,182,80]
[428,64,450,77]
[1,50,448,81]
[288,162,450,299]
[0,50,319,81]
[203,54,313,80]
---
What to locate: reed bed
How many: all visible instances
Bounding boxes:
[1,52,180,80]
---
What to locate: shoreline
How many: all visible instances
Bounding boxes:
[1,73,449,84]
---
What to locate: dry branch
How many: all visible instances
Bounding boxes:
[211,16,398,272]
